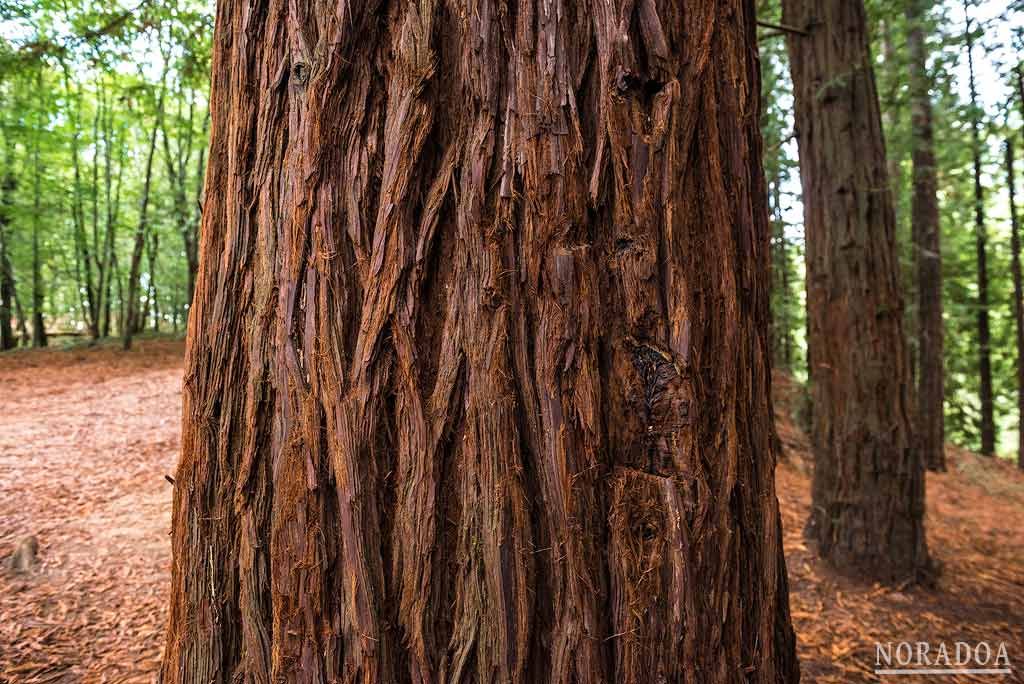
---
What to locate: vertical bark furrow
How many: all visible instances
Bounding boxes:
[607,468,689,682]
[162,0,287,677]
[504,4,611,679]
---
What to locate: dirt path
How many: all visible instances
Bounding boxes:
[1,345,1022,682]
[0,340,183,683]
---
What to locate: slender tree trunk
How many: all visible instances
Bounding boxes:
[769,170,792,371]
[160,96,202,315]
[101,277,112,337]
[147,230,159,332]
[1016,62,1024,470]
[99,99,119,340]
[964,4,995,455]
[91,86,104,340]
[160,1,799,682]
[115,258,125,336]
[782,0,932,582]
[59,60,99,339]
[0,248,13,351]
[31,127,46,349]
[1008,139,1024,471]
[0,171,15,351]
[908,0,945,471]
[12,285,29,346]
[124,91,164,350]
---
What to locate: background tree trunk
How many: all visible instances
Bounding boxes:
[59,58,100,341]
[30,85,46,350]
[160,1,799,682]
[124,89,163,350]
[1008,138,1024,471]
[769,167,793,371]
[964,3,995,456]
[907,0,945,472]
[1016,62,1024,470]
[782,0,932,582]
[0,171,15,351]
[159,90,203,313]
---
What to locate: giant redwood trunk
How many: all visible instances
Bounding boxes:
[782,0,932,581]
[160,1,800,682]
[907,0,945,472]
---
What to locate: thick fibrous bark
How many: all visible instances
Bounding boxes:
[160,1,799,682]
[782,0,932,581]
[907,0,945,472]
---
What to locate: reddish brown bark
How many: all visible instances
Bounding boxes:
[782,0,932,582]
[907,0,945,472]
[160,1,799,682]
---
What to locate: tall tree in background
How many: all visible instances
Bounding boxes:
[1008,137,1024,470]
[1016,62,1024,470]
[0,163,15,351]
[160,0,800,681]
[963,0,996,455]
[30,66,46,348]
[58,55,100,340]
[124,80,165,350]
[95,81,127,340]
[760,5,803,375]
[0,0,213,343]
[783,0,932,581]
[159,57,206,309]
[908,0,945,471]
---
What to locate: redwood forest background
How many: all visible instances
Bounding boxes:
[0,0,1023,681]
[1,0,1024,456]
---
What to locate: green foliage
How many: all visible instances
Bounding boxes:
[1,0,1023,462]
[760,0,807,377]
[763,0,1024,459]
[0,0,211,338]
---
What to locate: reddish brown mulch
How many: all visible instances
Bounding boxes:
[0,347,1021,682]
[775,374,1024,683]
[0,339,183,684]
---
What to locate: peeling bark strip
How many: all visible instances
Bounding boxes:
[161,1,799,682]
[782,0,932,582]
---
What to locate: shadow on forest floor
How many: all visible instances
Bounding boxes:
[0,342,1021,682]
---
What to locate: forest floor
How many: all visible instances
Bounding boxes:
[0,339,1022,683]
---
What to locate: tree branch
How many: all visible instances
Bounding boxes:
[757,20,808,37]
